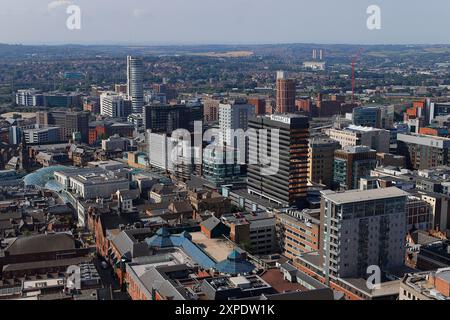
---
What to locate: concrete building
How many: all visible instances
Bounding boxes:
[148,132,173,172]
[15,89,44,107]
[276,71,296,113]
[36,110,89,143]
[100,91,132,118]
[143,103,202,133]
[202,146,244,186]
[320,187,409,279]
[333,146,377,190]
[325,125,390,153]
[429,102,450,124]
[8,126,22,145]
[23,126,59,144]
[43,92,81,108]
[352,106,381,128]
[406,195,433,232]
[101,135,130,152]
[414,190,450,232]
[248,114,309,207]
[218,99,255,147]
[222,212,278,255]
[397,133,450,170]
[54,169,130,199]
[308,136,340,188]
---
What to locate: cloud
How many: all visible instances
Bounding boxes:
[47,0,72,11]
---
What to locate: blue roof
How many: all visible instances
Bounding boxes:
[24,165,72,188]
[215,249,255,275]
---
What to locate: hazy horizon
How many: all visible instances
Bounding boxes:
[1,0,450,45]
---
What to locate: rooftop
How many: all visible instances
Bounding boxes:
[190,232,233,262]
[321,187,409,205]
[3,232,75,256]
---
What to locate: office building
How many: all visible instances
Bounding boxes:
[248,114,309,207]
[320,187,409,279]
[36,110,89,143]
[397,133,450,170]
[101,135,130,152]
[8,126,22,145]
[325,125,390,153]
[219,99,255,146]
[15,89,44,107]
[127,56,144,114]
[100,91,132,118]
[143,103,202,133]
[23,127,59,144]
[43,92,81,108]
[202,146,244,186]
[352,106,381,128]
[333,146,377,190]
[430,102,450,124]
[276,71,296,113]
[308,136,340,188]
[148,132,173,171]
[221,212,278,255]
[54,169,130,200]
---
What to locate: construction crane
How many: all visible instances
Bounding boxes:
[351,48,364,103]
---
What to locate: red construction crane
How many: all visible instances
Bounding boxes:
[352,48,364,103]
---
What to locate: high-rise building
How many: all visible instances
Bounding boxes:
[143,104,202,133]
[100,92,132,118]
[36,110,89,143]
[127,56,144,114]
[219,99,255,146]
[333,145,377,190]
[320,187,409,279]
[247,114,309,207]
[276,71,296,113]
[308,136,340,188]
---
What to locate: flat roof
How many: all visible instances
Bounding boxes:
[190,232,233,262]
[321,187,409,205]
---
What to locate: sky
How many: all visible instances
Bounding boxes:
[1,0,450,45]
